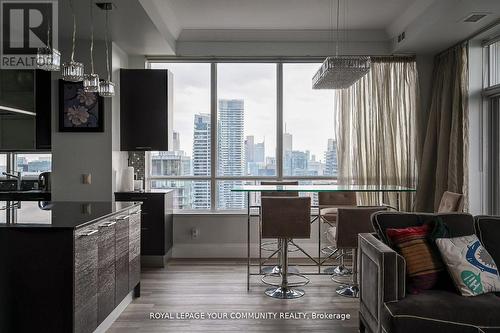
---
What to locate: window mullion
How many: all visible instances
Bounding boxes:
[210,63,217,210]
[277,62,284,181]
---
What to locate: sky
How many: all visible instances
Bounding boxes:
[151,62,336,161]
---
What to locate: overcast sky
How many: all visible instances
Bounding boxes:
[151,62,336,161]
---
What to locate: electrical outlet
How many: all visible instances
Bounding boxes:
[82,174,92,184]
[191,228,199,239]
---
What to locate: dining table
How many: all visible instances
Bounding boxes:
[231,184,416,291]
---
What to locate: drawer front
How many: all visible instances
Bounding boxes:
[97,221,116,323]
[115,215,129,304]
[129,209,141,289]
[74,225,99,333]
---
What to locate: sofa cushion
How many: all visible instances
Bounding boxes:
[383,290,500,333]
[386,224,444,293]
[436,235,500,296]
[372,212,474,245]
[475,216,500,271]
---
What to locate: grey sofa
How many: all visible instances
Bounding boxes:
[359,212,500,333]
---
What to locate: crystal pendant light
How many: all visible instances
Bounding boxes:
[83,0,99,92]
[312,0,370,89]
[99,4,115,97]
[62,0,84,82]
[36,24,61,71]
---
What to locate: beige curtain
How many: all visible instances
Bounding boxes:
[414,44,468,212]
[334,57,419,211]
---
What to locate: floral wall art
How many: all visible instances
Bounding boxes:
[59,80,104,132]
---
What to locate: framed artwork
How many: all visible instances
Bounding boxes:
[59,79,104,132]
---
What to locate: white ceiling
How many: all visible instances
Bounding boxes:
[165,0,416,31]
[59,0,500,56]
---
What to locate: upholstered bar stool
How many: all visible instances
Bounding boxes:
[261,196,311,299]
[319,192,357,274]
[331,206,387,298]
[260,180,299,274]
[437,191,464,213]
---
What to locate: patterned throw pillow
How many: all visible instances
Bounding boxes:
[386,223,445,293]
[436,235,500,296]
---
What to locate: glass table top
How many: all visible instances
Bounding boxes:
[231,184,416,192]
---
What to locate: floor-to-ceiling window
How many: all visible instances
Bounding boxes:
[147,60,337,211]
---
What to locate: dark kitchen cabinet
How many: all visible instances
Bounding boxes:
[120,69,172,151]
[115,191,173,267]
[0,69,51,151]
[97,221,116,324]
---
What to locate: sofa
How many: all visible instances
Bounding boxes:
[358,212,500,333]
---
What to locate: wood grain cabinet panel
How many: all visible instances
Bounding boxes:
[129,209,141,290]
[74,225,99,333]
[115,215,130,304]
[97,220,116,323]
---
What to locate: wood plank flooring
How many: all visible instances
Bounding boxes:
[108,260,360,333]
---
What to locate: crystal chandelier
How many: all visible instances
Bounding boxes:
[83,0,99,92]
[62,0,84,82]
[99,4,115,97]
[312,0,370,89]
[36,23,61,71]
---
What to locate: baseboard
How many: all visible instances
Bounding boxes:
[172,243,321,258]
[94,290,134,333]
[141,248,172,267]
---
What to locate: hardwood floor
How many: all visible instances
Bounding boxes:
[108,260,360,333]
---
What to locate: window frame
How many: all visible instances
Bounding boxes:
[146,57,338,211]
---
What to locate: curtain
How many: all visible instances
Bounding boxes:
[334,57,419,211]
[414,44,468,212]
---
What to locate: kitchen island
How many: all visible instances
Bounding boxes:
[0,201,142,333]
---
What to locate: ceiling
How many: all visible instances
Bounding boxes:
[58,0,500,56]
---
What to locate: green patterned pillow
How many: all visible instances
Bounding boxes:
[436,235,500,296]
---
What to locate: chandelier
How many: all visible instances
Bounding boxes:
[61,0,84,82]
[312,0,370,90]
[98,3,115,97]
[36,23,60,71]
[83,0,99,92]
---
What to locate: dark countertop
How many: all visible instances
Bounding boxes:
[0,190,51,201]
[0,201,141,229]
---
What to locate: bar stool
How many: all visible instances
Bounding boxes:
[319,192,357,274]
[331,206,386,298]
[261,196,311,299]
[260,181,299,274]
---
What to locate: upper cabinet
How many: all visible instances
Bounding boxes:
[120,69,173,151]
[0,69,52,151]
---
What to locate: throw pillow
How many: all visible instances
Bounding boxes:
[436,235,500,296]
[386,223,445,293]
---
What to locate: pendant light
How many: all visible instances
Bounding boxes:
[98,3,115,97]
[312,0,370,89]
[83,0,99,92]
[61,0,84,82]
[36,23,61,71]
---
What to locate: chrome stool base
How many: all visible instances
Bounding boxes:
[331,264,352,276]
[261,272,309,288]
[336,284,359,298]
[265,286,305,299]
[261,265,300,275]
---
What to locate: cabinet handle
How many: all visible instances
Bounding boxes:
[141,227,149,231]
[101,221,116,227]
[116,215,130,220]
[135,146,152,150]
[130,197,146,201]
[130,210,141,215]
[81,229,98,236]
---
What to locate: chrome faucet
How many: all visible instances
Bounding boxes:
[2,171,22,191]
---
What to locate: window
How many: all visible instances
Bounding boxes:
[0,154,6,174]
[283,63,336,177]
[147,60,338,211]
[15,153,51,176]
[488,40,500,87]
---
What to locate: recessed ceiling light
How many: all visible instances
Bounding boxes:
[462,12,490,23]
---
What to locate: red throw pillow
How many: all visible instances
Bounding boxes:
[386,224,445,293]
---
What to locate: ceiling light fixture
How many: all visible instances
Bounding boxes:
[36,22,61,71]
[61,0,84,82]
[83,0,99,92]
[312,0,370,90]
[98,2,115,97]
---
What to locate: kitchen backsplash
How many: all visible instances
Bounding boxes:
[128,151,145,181]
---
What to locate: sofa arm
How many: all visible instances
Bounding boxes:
[358,233,405,333]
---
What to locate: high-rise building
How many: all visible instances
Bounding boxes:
[218,99,245,209]
[254,142,265,163]
[283,132,293,175]
[192,113,211,209]
[172,131,181,151]
[324,138,338,177]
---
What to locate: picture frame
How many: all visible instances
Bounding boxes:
[59,79,104,132]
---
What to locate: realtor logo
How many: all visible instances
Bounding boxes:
[1,0,58,69]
